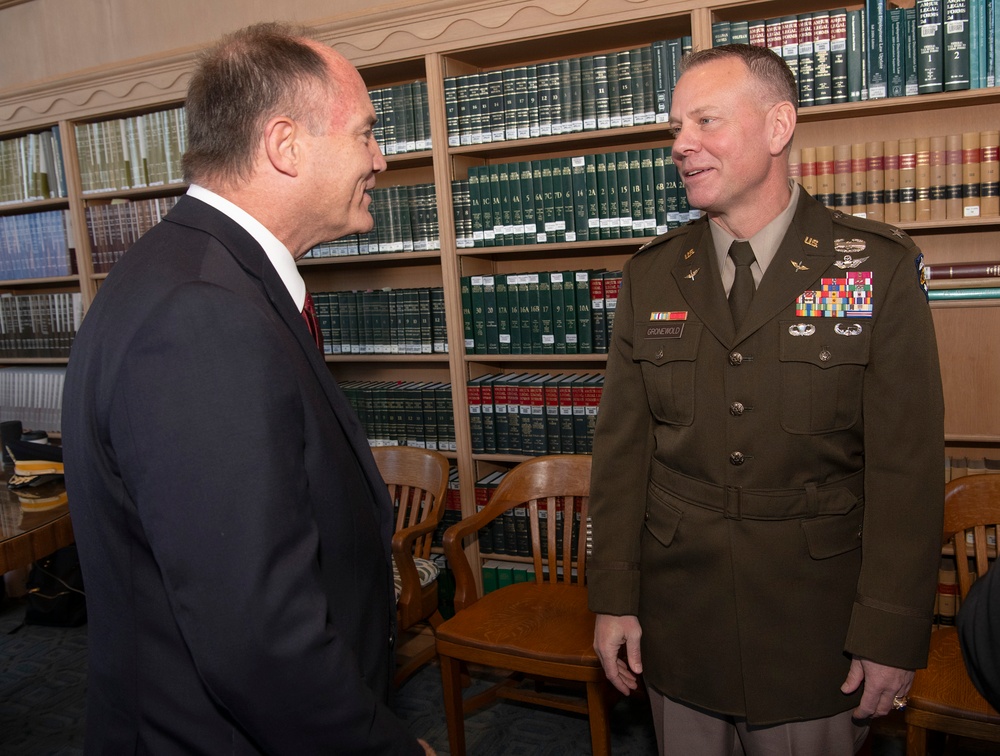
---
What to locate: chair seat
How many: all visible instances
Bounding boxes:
[436,582,600,668]
[392,556,439,602]
[909,627,1000,724]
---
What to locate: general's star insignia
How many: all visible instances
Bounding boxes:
[684,268,700,281]
[791,260,809,271]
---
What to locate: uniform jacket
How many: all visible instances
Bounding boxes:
[62,196,423,755]
[587,190,944,725]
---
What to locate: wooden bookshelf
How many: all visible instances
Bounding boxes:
[2,0,999,583]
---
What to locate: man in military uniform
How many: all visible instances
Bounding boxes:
[588,44,944,754]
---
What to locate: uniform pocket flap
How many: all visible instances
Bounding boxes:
[633,321,702,366]
[644,482,683,547]
[801,505,864,559]
[779,320,871,369]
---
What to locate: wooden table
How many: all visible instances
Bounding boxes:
[0,476,73,573]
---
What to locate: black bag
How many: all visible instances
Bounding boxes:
[24,543,87,627]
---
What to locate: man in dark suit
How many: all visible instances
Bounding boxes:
[62,23,432,755]
[588,45,944,754]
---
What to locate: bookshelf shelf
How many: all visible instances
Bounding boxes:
[80,184,188,202]
[298,250,441,267]
[465,354,608,364]
[0,274,79,288]
[327,354,450,363]
[448,122,674,159]
[0,197,69,216]
[0,357,70,366]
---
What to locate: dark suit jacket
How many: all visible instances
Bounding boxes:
[588,190,944,725]
[958,562,1000,712]
[62,196,422,754]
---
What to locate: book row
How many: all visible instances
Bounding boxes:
[444,36,691,147]
[303,184,440,258]
[85,195,182,273]
[791,131,1000,224]
[467,371,605,457]
[0,292,83,359]
[0,210,76,281]
[312,286,447,356]
[0,366,66,434]
[370,81,432,156]
[74,106,186,194]
[471,468,584,560]
[461,269,621,356]
[0,127,67,205]
[718,0,997,107]
[451,148,701,249]
[340,380,455,451]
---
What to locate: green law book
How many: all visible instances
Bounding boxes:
[495,273,512,355]
[538,272,555,354]
[519,161,537,245]
[570,155,590,242]
[575,270,594,352]
[469,275,487,355]
[549,271,567,354]
[482,275,499,354]
[561,270,579,354]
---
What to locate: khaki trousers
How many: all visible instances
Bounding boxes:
[648,686,870,756]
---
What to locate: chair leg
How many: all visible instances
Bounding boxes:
[586,681,611,756]
[440,653,467,756]
[904,723,927,756]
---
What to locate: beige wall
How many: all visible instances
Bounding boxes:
[0,0,393,92]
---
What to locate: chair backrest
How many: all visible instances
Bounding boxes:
[372,446,450,559]
[943,474,1000,601]
[485,454,592,585]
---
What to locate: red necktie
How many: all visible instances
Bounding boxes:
[301,292,323,350]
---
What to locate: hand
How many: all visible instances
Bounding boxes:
[840,656,914,719]
[594,613,643,696]
[418,738,437,755]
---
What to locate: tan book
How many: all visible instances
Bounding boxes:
[883,139,900,224]
[800,146,818,197]
[788,147,801,186]
[962,131,981,218]
[898,138,916,222]
[815,144,835,208]
[980,129,999,217]
[865,141,885,222]
[851,143,867,216]
[834,143,852,212]
[930,135,948,221]
[946,133,964,220]
[914,137,932,221]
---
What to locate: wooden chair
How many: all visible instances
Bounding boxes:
[905,473,1000,755]
[435,454,613,756]
[371,445,450,686]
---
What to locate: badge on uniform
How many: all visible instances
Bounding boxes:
[916,252,929,299]
[647,311,686,339]
[796,271,874,318]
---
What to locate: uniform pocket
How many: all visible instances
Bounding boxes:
[634,321,703,426]
[801,504,865,559]
[778,319,870,434]
[644,480,684,548]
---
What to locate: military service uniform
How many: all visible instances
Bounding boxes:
[587,189,944,725]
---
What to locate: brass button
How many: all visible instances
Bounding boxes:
[730,451,745,465]
[730,402,745,416]
[729,351,743,366]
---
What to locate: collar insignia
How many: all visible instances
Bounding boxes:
[791,260,809,272]
[684,267,700,281]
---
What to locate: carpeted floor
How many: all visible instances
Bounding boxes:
[0,593,988,755]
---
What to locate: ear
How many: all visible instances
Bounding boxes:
[768,101,797,157]
[262,116,300,177]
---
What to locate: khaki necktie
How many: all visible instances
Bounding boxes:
[728,240,757,330]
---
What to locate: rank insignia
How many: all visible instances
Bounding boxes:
[650,311,688,321]
[791,260,809,272]
[684,268,700,281]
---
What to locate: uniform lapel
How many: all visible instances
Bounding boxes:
[737,192,837,338]
[670,220,736,345]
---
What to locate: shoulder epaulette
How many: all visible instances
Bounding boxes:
[634,221,699,256]
[828,210,916,250]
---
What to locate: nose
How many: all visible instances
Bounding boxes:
[671,122,697,157]
[372,139,387,174]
